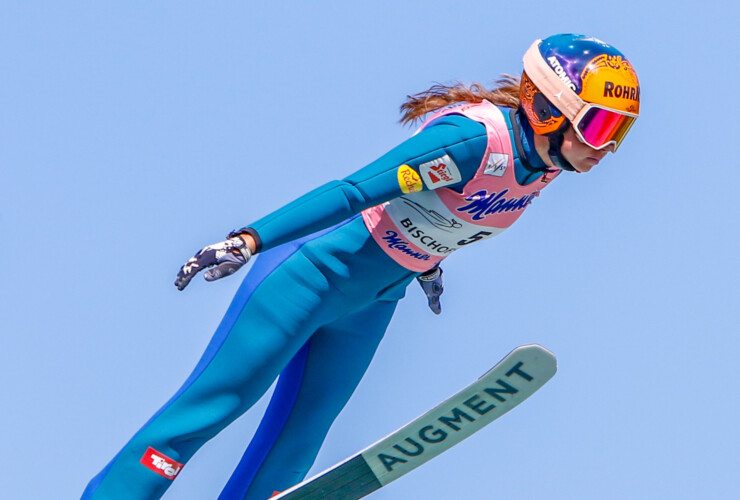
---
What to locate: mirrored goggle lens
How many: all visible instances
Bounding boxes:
[577,107,637,150]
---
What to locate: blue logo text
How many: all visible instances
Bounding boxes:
[456,189,538,220]
[382,231,431,261]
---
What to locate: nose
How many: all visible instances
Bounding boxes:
[590,144,614,157]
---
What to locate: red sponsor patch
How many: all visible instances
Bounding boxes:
[419,154,461,189]
[140,447,183,480]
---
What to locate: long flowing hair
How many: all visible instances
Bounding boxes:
[399,75,520,126]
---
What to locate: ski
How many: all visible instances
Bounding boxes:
[272,344,557,499]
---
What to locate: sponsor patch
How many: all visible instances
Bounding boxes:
[397,165,423,194]
[483,153,508,177]
[140,447,183,480]
[419,154,461,189]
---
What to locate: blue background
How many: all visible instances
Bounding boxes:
[2,1,737,499]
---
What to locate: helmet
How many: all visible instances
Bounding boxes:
[520,34,640,155]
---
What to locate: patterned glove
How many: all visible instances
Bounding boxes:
[417,266,444,315]
[175,237,252,291]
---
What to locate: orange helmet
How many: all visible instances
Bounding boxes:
[520,34,640,153]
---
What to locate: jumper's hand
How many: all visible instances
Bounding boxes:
[175,237,252,291]
[417,266,444,315]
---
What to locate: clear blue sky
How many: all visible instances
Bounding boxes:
[2,1,738,499]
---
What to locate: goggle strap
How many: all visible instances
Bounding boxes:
[522,40,587,122]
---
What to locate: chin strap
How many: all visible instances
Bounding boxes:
[546,126,576,172]
[513,108,570,177]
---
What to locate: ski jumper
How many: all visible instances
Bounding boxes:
[82,101,559,500]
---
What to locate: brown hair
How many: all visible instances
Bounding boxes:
[399,75,521,126]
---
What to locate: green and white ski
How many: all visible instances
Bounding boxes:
[272,344,557,499]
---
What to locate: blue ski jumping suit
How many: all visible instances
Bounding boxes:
[82,106,557,500]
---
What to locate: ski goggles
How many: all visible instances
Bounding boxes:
[572,104,638,151]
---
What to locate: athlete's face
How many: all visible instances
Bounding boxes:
[560,127,615,173]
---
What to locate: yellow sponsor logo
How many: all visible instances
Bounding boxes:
[397,164,423,194]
